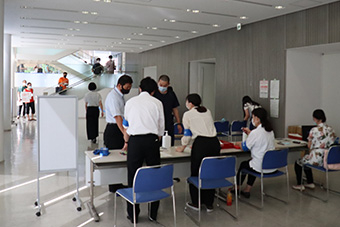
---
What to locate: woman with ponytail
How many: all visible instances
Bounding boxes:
[234,108,275,198]
[176,93,220,212]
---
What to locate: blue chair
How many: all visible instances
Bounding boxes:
[114,164,176,227]
[230,120,246,141]
[301,146,340,202]
[214,120,230,137]
[239,149,289,208]
[185,156,238,225]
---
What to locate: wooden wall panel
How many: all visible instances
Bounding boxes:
[328,1,340,43]
[286,11,306,48]
[306,5,328,46]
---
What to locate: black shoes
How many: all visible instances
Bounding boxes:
[91,138,97,143]
[241,191,250,198]
[127,215,138,224]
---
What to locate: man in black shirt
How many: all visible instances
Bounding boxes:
[154,75,182,145]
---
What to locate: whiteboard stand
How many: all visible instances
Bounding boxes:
[35,96,83,217]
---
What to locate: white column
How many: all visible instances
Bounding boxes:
[3,34,11,131]
[0,0,5,162]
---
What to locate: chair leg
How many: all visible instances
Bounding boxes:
[198,186,201,224]
[286,167,290,202]
[326,170,329,202]
[185,180,188,211]
[300,165,304,192]
[133,204,136,227]
[172,187,176,227]
[114,193,117,227]
[261,176,264,208]
[234,176,238,217]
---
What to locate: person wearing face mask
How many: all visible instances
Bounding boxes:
[103,75,133,193]
[17,80,27,119]
[242,96,261,128]
[233,108,275,198]
[292,109,336,191]
[57,72,69,94]
[154,74,182,145]
[23,82,36,121]
[92,58,104,76]
[176,94,220,212]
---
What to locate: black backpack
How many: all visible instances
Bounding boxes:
[93,63,103,74]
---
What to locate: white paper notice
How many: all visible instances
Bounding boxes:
[270,80,280,99]
[270,99,279,118]
[259,80,268,98]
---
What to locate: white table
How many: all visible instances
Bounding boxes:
[85,138,307,221]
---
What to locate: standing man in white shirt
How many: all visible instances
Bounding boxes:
[104,75,133,192]
[123,77,165,223]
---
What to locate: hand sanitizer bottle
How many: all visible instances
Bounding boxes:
[162,131,171,149]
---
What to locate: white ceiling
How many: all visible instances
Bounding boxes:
[4,0,338,53]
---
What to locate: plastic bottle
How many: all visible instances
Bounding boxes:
[162,131,171,149]
[227,189,232,206]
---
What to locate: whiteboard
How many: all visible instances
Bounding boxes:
[38,96,78,172]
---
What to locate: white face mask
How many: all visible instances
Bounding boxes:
[252,118,256,126]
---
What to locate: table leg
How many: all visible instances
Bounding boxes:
[87,160,100,222]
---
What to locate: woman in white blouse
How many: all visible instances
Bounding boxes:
[84,82,104,143]
[176,94,220,212]
[234,108,275,198]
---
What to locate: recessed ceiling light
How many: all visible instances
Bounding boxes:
[103,0,112,2]
[160,40,165,43]
[74,21,80,24]
[138,33,143,36]
[163,19,168,22]
[146,27,151,29]
[275,6,285,9]
[91,12,98,15]
[175,36,180,39]
[118,42,122,44]
[93,0,100,2]
[212,24,220,27]
[126,38,131,40]
[149,44,153,46]
[139,47,143,50]
[82,11,89,14]
[240,16,248,20]
[151,27,158,30]
[75,29,80,31]
[82,21,88,24]
[132,33,137,35]
[192,10,200,13]
[191,31,198,34]
[186,9,191,12]
[169,19,176,23]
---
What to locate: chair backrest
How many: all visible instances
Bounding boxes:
[133,164,174,193]
[174,123,184,135]
[199,156,236,180]
[262,149,288,170]
[214,121,229,134]
[327,146,340,165]
[230,120,246,133]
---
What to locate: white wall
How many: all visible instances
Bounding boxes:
[285,50,322,135]
[321,53,340,135]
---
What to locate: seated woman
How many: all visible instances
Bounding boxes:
[234,108,275,198]
[292,109,336,191]
[176,94,220,212]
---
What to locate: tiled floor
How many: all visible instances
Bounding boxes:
[0,118,339,227]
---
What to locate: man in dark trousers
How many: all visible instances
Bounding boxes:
[154,74,182,145]
[123,77,165,223]
[104,75,133,192]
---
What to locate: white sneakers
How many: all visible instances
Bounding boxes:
[292,183,315,191]
[292,185,305,191]
[304,183,315,189]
